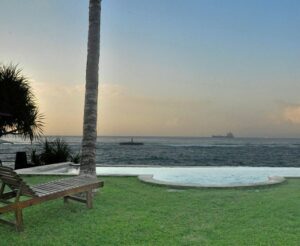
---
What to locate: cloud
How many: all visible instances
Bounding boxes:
[269,101,300,126]
[283,104,300,124]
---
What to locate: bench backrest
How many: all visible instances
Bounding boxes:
[0,166,36,197]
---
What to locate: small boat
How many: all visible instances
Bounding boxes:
[119,138,144,146]
[212,132,234,139]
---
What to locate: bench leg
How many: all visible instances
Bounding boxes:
[86,190,93,209]
[15,209,23,232]
[63,190,94,208]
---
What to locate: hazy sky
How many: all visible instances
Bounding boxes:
[1,0,300,137]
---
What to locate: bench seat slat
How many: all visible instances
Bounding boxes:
[32,186,66,194]
[32,184,84,196]
[0,172,20,179]
[31,188,52,195]
[31,176,102,197]
[0,177,23,187]
[34,183,77,192]
[35,177,98,188]
[33,184,63,192]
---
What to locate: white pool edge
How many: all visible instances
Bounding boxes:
[138,175,286,188]
[15,162,291,188]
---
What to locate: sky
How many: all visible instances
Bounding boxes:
[0,0,300,137]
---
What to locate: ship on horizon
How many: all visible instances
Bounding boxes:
[212,132,234,139]
[119,138,144,146]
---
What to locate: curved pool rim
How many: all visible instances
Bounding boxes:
[138,175,286,188]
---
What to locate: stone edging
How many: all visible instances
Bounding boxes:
[138,175,286,189]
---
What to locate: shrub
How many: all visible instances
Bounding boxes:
[30,149,42,166]
[70,152,81,164]
[31,138,75,165]
[0,64,44,141]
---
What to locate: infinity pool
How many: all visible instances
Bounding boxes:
[18,164,300,187]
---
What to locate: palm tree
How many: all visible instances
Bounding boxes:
[80,0,101,176]
[0,64,44,141]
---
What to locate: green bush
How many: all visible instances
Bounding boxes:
[31,138,79,165]
[70,152,81,164]
[30,149,42,166]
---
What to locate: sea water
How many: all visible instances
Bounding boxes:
[1,136,300,167]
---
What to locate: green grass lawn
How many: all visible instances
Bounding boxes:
[1,176,300,245]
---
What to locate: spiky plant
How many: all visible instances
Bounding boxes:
[0,64,44,141]
[39,138,71,164]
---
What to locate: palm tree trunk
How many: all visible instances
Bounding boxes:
[80,0,101,176]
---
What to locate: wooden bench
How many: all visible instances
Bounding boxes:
[0,166,104,231]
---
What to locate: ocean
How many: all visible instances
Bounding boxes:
[1,136,300,167]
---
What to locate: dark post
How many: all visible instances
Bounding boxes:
[15,152,28,170]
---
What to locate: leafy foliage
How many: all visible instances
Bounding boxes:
[30,149,42,166]
[0,64,44,141]
[70,152,81,164]
[31,138,80,165]
[40,138,71,164]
